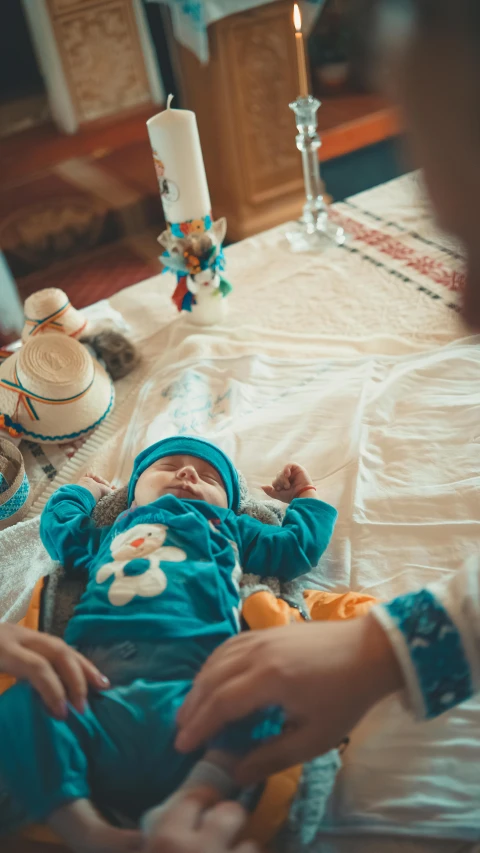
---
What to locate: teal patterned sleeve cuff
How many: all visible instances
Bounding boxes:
[380,589,473,719]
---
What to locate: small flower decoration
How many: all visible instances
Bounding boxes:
[184,250,202,275]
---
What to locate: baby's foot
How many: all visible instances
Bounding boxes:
[69,825,143,853]
[142,784,222,837]
[49,798,143,853]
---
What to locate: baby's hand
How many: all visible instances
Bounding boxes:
[78,472,115,502]
[262,463,316,504]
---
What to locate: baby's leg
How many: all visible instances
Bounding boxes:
[0,681,143,851]
[142,704,285,839]
[141,748,240,837]
[0,681,91,822]
[49,800,142,853]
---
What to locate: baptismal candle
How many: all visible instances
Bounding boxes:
[147,94,212,228]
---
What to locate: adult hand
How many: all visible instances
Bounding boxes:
[0,623,109,719]
[176,615,403,784]
[147,798,258,853]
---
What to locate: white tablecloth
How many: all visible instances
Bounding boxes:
[8,174,477,851]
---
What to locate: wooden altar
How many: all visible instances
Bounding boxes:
[175,0,399,242]
[176,1,304,242]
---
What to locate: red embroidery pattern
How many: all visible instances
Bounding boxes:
[331,210,466,294]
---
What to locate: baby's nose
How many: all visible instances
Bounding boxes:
[177,466,198,481]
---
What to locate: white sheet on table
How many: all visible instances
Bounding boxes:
[110,332,480,841]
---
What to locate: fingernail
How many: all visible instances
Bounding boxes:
[98,674,110,687]
[55,701,68,720]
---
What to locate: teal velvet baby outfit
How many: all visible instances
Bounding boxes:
[0,438,337,823]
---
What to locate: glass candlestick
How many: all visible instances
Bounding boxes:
[286,95,346,252]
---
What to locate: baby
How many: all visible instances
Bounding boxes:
[0,437,337,853]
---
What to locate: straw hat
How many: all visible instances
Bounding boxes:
[0,333,114,444]
[0,438,31,530]
[22,288,88,342]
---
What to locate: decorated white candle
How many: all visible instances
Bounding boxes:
[147,94,212,229]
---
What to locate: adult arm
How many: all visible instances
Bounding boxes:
[176,560,480,783]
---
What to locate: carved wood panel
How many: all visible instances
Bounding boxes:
[220,2,302,205]
[49,0,102,13]
[175,0,305,239]
[46,0,151,124]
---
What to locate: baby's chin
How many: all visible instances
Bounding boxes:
[165,485,227,508]
[134,487,198,506]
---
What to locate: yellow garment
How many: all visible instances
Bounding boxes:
[0,578,43,696]
[244,764,303,849]
[304,589,378,621]
[242,589,303,629]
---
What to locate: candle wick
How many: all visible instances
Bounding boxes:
[167,93,174,110]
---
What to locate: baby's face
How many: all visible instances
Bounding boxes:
[134,454,228,508]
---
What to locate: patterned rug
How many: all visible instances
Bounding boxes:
[0,137,165,307]
[16,230,162,308]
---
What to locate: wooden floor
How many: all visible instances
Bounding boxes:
[319,93,400,162]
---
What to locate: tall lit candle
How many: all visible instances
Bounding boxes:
[147,94,211,228]
[293,3,309,98]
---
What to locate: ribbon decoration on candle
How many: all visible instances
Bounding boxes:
[293,3,309,98]
[147,95,232,319]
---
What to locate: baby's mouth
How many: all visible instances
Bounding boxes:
[168,484,198,497]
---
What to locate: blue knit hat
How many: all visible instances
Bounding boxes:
[127,436,240,511]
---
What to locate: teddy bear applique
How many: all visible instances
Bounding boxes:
[96,523,187,606]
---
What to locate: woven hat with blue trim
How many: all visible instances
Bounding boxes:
[0,332,114,445]
[0,438,31,530]
[21,287,88,342]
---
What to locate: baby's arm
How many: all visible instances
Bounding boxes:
[40,473,114,573]
[237,463,337,582]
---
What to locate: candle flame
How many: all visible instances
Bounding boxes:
[293,3,302,33]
